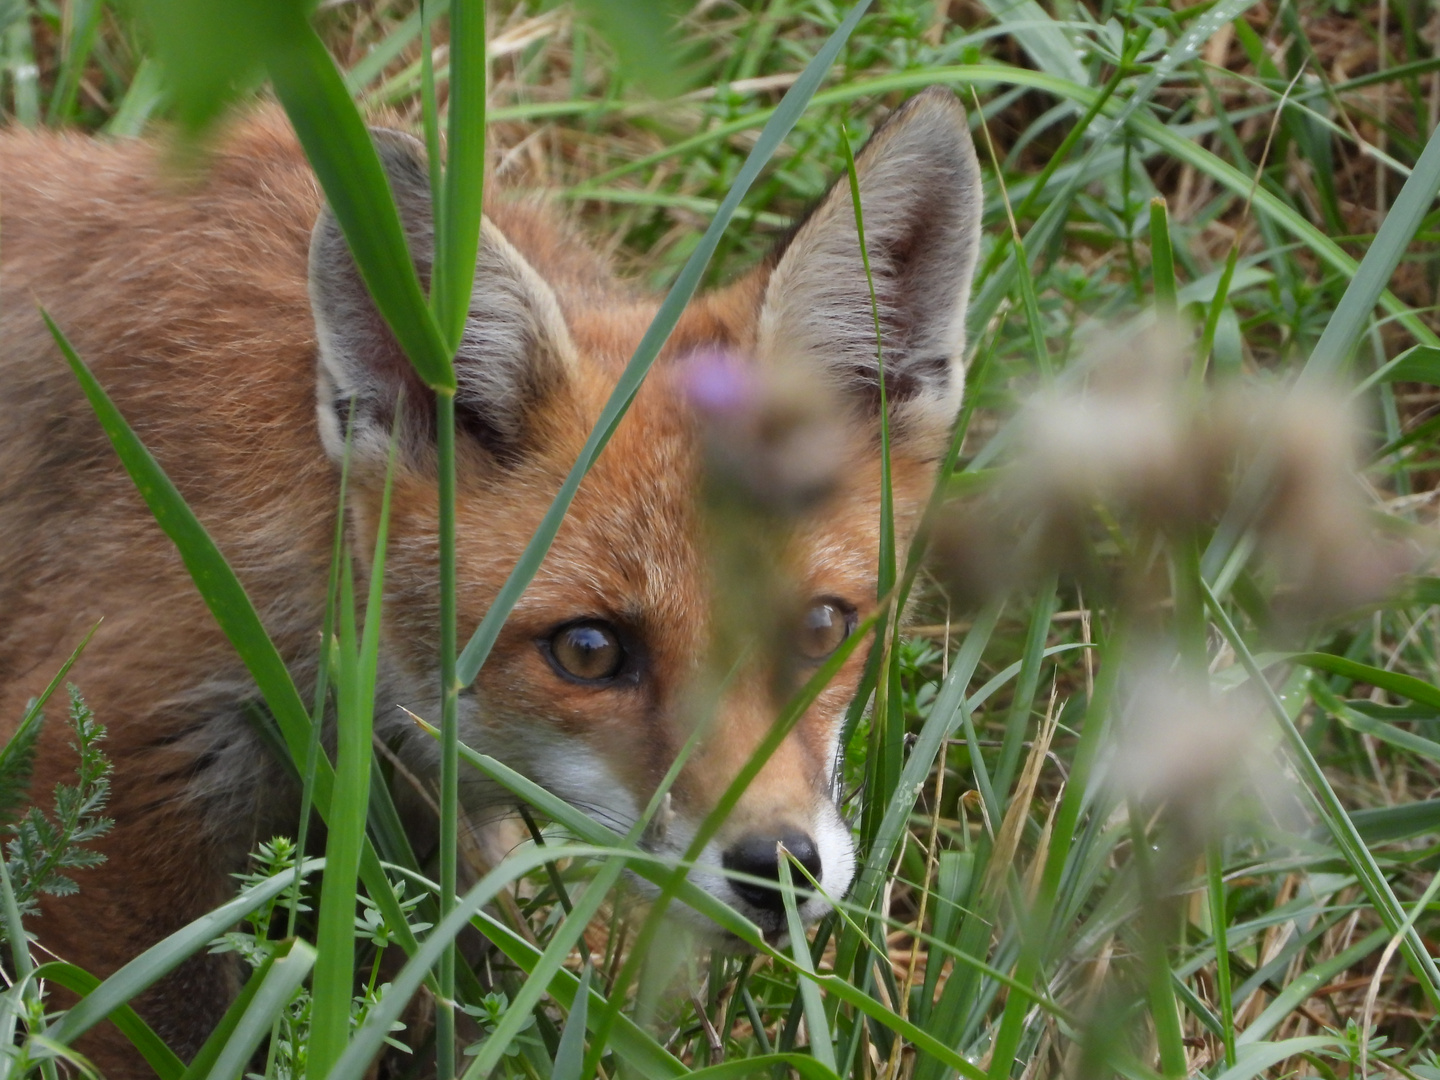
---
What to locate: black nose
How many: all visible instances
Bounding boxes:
[721,830,824,913]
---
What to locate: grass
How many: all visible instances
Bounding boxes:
[6,0,1440,1078]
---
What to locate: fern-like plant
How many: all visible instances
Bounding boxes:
[1,685,112,936]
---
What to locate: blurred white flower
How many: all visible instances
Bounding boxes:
[1103,656,1293,844]
[930,320,1419,623]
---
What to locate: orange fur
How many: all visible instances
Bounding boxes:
[1,89,980,1075]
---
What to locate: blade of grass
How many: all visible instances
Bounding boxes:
[328,842,633,1080]
[1202,584,1440,1013]
[1304,109,1440,381]
[103,57,166,137]
[27,965,181,1080]
[1207,841,1236,1070]
[263,11,454,390]
[431,7,487,1074]
[46,0,104,124]
[205,941,316,1080]
[779,855,836,1072]
[47,312,431,983]
[308,429,398,1080]
[551,963,591,1080]
[1150,197,1177,314]
[46,859,323,1048]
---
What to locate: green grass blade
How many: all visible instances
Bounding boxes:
[204,941,316,1080]
[432,0,486,352]
[3,15,40,127]
[44,312,323,795]
[974,0,1086,87]
[1210,1038,1345,1080]
[1311,679,1440,762]
[45,0,105,124]
[465,911,683,1080]
[1149,197,1176,315]
[0,624,99,813]
[684,1058,839,1080]
[1206,842,1236,1070]
[1304,112,1440,381]
[328,843,628,1080]
[456,0,875,686]
[28,964,183,1080]
[264,13,454,390]
[1233,928,1387,1046]
[103,58,167,137]
[779,856,836,1072]
[1203,585,1440,1014]
[1295,651,1440,711]
[460,858,627,1079]
[550,963,591,1080]
[445,735,1022,1078]
[47,310,431,983]
[46,859,323,1048]
[309,434,397,1080]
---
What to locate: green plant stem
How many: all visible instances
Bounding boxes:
[437,390,459,1080]
[1206,840,1236,1070]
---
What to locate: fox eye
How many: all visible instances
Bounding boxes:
[798,600,854,662]
[546,620,626,683]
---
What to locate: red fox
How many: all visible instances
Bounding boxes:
[0,86,980,1070]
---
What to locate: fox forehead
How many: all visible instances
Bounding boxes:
[447,339,891,653]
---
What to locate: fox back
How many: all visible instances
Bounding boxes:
[0,87,981,1073]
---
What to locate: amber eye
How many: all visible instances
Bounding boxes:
[546,621,626,683]
[798,600,853,662]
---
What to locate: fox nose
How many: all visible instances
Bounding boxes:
[721,830,824,913]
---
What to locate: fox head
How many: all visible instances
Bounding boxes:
[306,87,982,936]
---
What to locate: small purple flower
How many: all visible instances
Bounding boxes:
[682,348,760,417]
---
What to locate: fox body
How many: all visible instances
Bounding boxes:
[0,88,980,1069]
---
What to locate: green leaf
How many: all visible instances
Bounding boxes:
[265,13,454,389]
[1356,344,1440,395]
[779,857,835,1073]
[1306,116,1440,380]
[132,0,294,135]
[44,313,322,797]
[47,311,429,980]
[432,0,486,353]
[0,625,97,829]
[30,964,184,1080]
[202,940,315,1080]
[1211,1039,1344,1080]
[45,859,322,1048]
[309,433,397,1080]
[466,909,684,1080]
[1312,681,1440,763]
[1206,590,1440,1015]
[1344,799,1440,845]
[550,963,591,1080]
[1294,652,1440,712]
[1235,927,1387,1045]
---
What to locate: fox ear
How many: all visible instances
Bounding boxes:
[308,128,575,466]
[757,87,982,452]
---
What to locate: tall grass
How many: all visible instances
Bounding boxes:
[6,1,1440,1078]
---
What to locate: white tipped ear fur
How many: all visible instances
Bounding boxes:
[308,128,576,465]
[757,86,982,450]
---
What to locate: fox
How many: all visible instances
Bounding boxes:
[0,85,981,1072]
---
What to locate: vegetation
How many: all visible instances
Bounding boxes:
[5,1,1440,1078]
